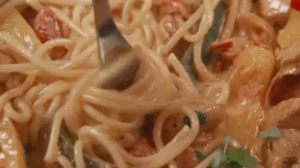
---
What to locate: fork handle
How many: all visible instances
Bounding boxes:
[92,0,130,67]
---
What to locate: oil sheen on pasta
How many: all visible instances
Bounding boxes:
[0,0,298,168]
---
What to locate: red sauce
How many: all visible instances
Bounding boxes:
[175,149,199,168]
[129,137,155,157]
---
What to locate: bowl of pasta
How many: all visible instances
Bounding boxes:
[0,0,298,168]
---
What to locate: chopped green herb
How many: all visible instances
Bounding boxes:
[201,1,227,64]
[208,136,258,168]
[195,151,206,160]
[181,46,198,80]
[228,162,243,168]
[181,1,227,80]
[227,148,259,167]
[56,123,103,168]
[183,116,191,127]
[183,111,207,127]
[196,111,207,126]
[224,136,232,153]
[258,127,283,138]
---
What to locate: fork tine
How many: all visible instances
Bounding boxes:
[92,0,130,68]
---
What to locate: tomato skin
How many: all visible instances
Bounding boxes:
[175,149,199,168]
[291,0,300,11]
[129,137,155,157]
[161,0,191,19]
[34,8,64,43]
[209,40,233,52]
[252,35,271,51]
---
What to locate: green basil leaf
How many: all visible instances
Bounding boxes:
[55,122,104,168]
[258,127,283,139]
[202,0,227,64]
[183,115,191,127]
[228,162,243,168]
[181,46,198,81]
[195,151,206,160]
[209,137,258,168]
[196,111,207,126]
[227,148,259,167]
[181,1,227,80]
[183,111,207,127]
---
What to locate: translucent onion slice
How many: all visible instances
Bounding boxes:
[278,9,300,49]
[0,8,45,62]
[0,116,26,168]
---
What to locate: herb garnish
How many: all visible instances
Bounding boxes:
[208,136,258,168]
[197,111,207,126]
[183,111,207,127]
[258,127,283,138]
[195,151,206,160]
[226,148,258,167]
[181,1,227,80]
[57,122,103,168]
[183,116,191,127]
[224,136,232,152]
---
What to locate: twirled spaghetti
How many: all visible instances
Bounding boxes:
[0,0,298,168]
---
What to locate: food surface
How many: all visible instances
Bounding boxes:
[0,0,298,168]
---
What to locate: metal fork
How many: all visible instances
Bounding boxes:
[92,0,139,90]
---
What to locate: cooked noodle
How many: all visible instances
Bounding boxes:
[0,0,296,168]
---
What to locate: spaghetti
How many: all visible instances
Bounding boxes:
[0,0,297,168]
